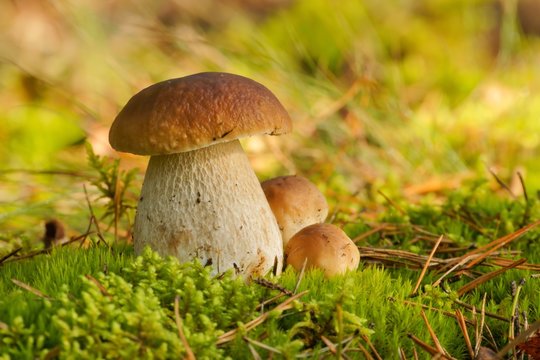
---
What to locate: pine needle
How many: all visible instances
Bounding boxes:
[464,220,540,269]
[419,310,445,354]
[455,309,474,359]
[84,274,112,299]
[457,258,527,296]
[407,334,455,360]
[175,296,196,360]
[11,278,52,300]
[320,335,337,354]
[216,291,308,345]
[361,334,382,360]
[411,235,444,296]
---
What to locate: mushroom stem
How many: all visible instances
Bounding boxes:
[134,140,283,277]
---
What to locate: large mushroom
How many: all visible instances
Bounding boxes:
[109,72,292,277]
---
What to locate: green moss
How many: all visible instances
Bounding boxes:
[1,184,539,358]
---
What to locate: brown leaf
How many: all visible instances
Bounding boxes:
[517,331,540,359]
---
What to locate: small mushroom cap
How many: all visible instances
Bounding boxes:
[262,175,328,246]
[109,72,292,155]
[285,223,360,278]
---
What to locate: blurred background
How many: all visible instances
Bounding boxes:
[1,0,540,247]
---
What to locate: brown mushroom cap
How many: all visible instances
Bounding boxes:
[285,223,360,278]
[261,175,328,246]
[109,72,292,155]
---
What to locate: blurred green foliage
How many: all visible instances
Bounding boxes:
[2,106,84,168]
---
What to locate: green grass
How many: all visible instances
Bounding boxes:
[1,183,539,359]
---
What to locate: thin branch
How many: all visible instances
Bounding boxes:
[0,247,22,265]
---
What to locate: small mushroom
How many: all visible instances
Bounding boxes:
[261,175,328,246]
[109,72,292,277]
[284,223,360,278]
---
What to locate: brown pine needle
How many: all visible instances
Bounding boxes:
[412,347,419,360]
[83,184,109,248]
[361,334,382,360]
[320,335,337,354]
[403,300,475,325]
[463,220,540,269]
[352,225,388,244]
[293,258,308,294]
[407,334,456,360]
[84,274,112,299]
[411,235,444,296]
[377,190,406,215]
[474,294,488,357]
[174,296,196,360]
[253,278,293,296]
[216,291,308,345]
[398,347,408,360]
[457,258,527,296]
[488,167,516,198]
[455,309,474,359]
[489,258,540,271]
[432,255,474,288]
[247,343,262,360]
[255,293,287,312]
[419,310,445,354]
[243,337,282,355]
[356,342,375,360]
[453,298,509,323]
[113,166,121,243]
[11,279,52,300]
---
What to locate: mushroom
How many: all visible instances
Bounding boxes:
[284,223,360,278]
[261,175,328,246]
[109,72,292,277]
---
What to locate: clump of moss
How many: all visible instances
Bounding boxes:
[0,247,375,359]
[0,248,261,359]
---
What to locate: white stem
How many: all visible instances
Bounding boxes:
[134,140,282,277]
